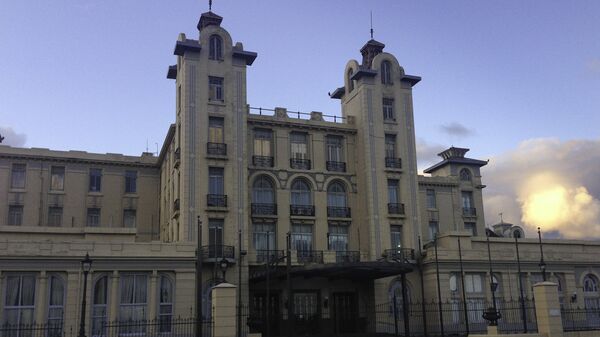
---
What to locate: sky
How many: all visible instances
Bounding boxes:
[1,1,600,238]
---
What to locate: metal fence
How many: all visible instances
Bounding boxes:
[562,306,600,332]
[0,318,213,337]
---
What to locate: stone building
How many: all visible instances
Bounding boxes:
[1,8,600,337]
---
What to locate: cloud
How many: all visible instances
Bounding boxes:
[0,127,27,147]
[586,58,600,74]
[416,138,446,171]
[439,122,475,138]
[483,138,600,239]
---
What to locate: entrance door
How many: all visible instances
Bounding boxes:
[250,292,280,337]
[332,292,358,334]
[293,291,320,336]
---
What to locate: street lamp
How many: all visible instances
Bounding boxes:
[482,233,501,326]
[538,227,547,281]
[219,258,229,282]
[78,253,93,337]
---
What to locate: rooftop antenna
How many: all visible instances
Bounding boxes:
[209,0,212,11]
[370,11,374,39]
[146,139,149,153]
[499,212,504,223]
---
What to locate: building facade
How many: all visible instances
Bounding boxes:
[2,9,600,337]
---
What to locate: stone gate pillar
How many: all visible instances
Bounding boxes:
[533,281,563,337]
[211,283,237,337]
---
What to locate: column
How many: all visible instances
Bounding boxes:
[211,283,237,337]
[533,281,563,337]
[35,271,48,324]
[109,271,120,322]
[148,271,158,320]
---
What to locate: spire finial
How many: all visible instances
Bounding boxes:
[209,0,212,11]
[370,11,374,39]
[499,212,504,223]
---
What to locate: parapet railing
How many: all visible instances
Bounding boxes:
[248,106,347,124]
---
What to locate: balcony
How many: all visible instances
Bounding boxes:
[207,142,227,156]
[256,250,285,264]
[207,194,227,207]
[252,155,274,167]
[385,157,402,169]
[174,147,181,168]
[251,203,277,216]
[326,161,346,172]
[290,205,315,216]
[290,158,311,170]
[384,248,416,262]
[327,206,351,218]
[463,207,477,217]
[202,245,235,261]
[388,203,405,215]
[335,251,360,263]
[297,250,324,264]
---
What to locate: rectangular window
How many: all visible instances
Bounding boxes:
[8,205,23,226]
[50,166,65,191]
[89,169,102,192]
[383,98,395,121]
[208,76,224,101]
[208,219,224,258]
[123,210,136,228]
[290,133,308,160]
[254,129,273,157]
[291,223,313,252]
[326,135,344,162]
[125,171,137,193]
[390,225,402,249]
[119,274,148,330]
[208,117,224,143]
[465,222,477,236]
[328,223,349,251]
[208,167,224,195]
[465,274,483,293]
[385,134,396,158]
[428,221,439,240]
[48,275,65,333]
[87,208,101,227]
[3,275,36,327]
[11,164,26,189]
[387,179,399,204]
[48,207,63,227]
[462,191,474,209]
[426,189,436,209]
[253,222,276,251]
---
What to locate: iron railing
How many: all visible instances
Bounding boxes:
[388,203,405,215]
[290,158,311,170]
[255,250,285,264]
[290,205,315,216]
[201,245,235,260]
[562,306,600,332]
[296,250,324,264]
[385,157,402,169]
[463,207,477,216]
[384,248,416,261]
[248,106,347,123]
[207,194,227,207]
[251,203,277,216]
[252,155,274,167]
[326,161,346,172]
[335,250,360,263]
[327,206,351,218]
[207,142,227,156]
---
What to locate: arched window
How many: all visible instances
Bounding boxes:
[252,176,275,204]
[209,35,222,60]
[389,279,412,317]
[449,274,458,292]
[92,276,108,337]
[158,275,173,333]
[347,69,354,92]
[327,181,348,218]
[584,274,598,293]
[460,168,472,181]
[381,60,392,84]
[291,179,311,206]
[48,275,65,336]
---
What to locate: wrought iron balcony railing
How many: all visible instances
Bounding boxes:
[326,161,346,172]
[207,194,227,207]
[201,245,235,260]
[335,251,360,263]
[385,157,402,169]
[207,142,227,156]
[388,203,405,215]
[463,207,477,216]
[290,158,311,170]
[251,203,277,216]
[256,250,285,264]
[384,248,416,262]
[290,205,315,216]
[296,250,324,264]
[327,206,351,218]
[252,155,274,167]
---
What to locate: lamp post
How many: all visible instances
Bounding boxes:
[537,227,547,281]
[78,253,93,337]
[219,258,229,282]
[482,233,501,326]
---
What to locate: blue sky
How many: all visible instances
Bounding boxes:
[1,1,600,233]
